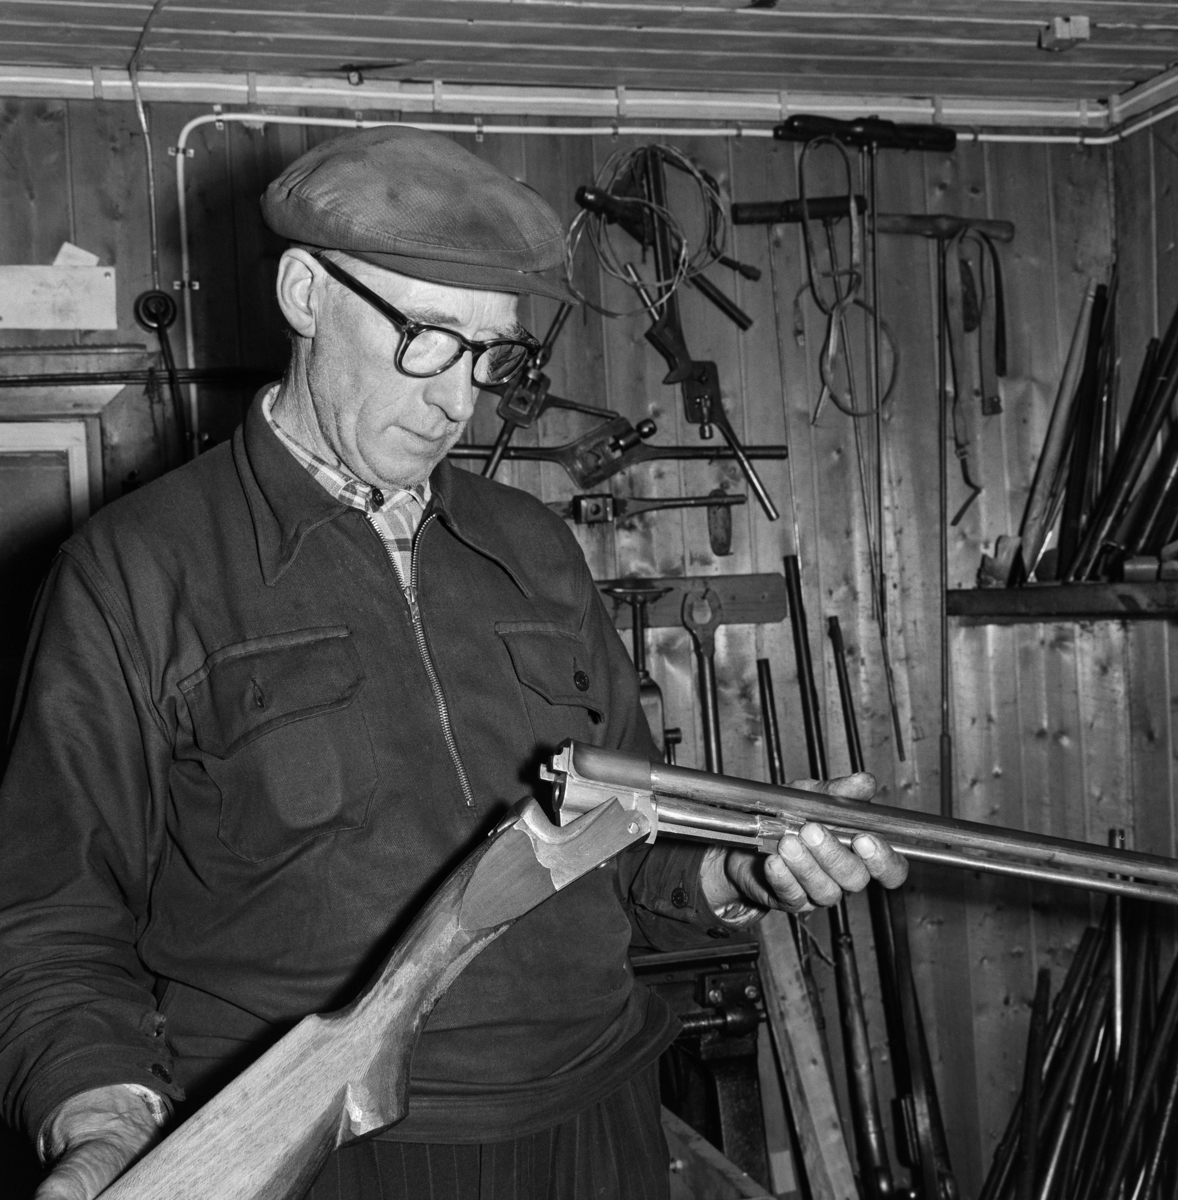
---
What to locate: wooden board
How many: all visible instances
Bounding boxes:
[663,1107,781,1200]
[757,912,858,1200]
[948,582,1178,622]
[596,573,786,631]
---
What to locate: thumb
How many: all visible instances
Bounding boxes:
[35,1136,140,1200]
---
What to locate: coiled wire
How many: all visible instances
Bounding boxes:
[565,143,729,318]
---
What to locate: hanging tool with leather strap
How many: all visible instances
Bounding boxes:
[942,225,1009,523]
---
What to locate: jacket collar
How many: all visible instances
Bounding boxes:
[236,392,350,586]
[236,392,531,596]
[427,459,534,598]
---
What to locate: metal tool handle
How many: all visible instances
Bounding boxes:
[482,419,515,479]
[681,589,724,774]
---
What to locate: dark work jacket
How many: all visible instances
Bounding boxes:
[0,398,729,1146]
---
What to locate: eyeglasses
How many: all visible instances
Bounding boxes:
[313,253,540,386]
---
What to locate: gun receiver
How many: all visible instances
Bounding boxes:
[542,742,1178,906]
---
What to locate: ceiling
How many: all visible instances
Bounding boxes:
[3,0,1178,103]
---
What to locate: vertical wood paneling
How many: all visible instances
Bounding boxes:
[64,100,164,494]
[0,100,71,349]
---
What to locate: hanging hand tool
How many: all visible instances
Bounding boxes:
[756,659,786,786]
[450,437,787,487]
[681,588,724,772]
[734,200,1013,245]
[480,302,616,480]
[549,491,746,556]
[773,113,957,154]
[663,726,682,766]
[602,580,674,756]
[465,414,657,489]
[574,147,780,521]
[575,184,755,331]
[624,262,780,522]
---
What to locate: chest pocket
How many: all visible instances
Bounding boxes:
[181,627,377,863]
[496,622,605,757]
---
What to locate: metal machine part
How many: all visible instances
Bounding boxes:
[481,302,619,480]
[631,943,771,1186]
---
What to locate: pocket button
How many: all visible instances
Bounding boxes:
[573,670,591,692]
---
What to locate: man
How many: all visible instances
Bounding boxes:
[0,127,905,1200]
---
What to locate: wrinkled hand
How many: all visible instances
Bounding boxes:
[36,1085,165,1200]
[700,772,908,918]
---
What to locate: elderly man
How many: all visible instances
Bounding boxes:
[0,128,905,1200]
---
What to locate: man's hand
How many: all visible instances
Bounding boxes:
[699,771,909,919]
[35,1085,166,1200]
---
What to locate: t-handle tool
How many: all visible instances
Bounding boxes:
[481,303,614,480]
[603,580,673,755]
[681,587,724,772]
[773,113,957,154]
[549,492,746,556]
[622,263,780,522]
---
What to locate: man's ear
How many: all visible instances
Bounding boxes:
[275,248,321,338]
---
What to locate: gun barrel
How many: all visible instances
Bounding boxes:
[557,742,1178,901]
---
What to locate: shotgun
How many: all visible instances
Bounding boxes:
[100,742,1178,1197]
[98,797,651,1199]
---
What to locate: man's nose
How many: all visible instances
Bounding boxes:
[425,355,477,423]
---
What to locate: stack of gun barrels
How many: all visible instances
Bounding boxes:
[980,901,1178,1200]
[1029,285,1178,583]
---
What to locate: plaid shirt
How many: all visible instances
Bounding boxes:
[262,388,429,601]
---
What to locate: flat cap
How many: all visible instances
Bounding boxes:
[261,126,574,302]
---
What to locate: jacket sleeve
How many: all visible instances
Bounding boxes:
[576,561,753,951]
[0,548,184,1145]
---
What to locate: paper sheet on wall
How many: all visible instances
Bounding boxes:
[0,256,117,329]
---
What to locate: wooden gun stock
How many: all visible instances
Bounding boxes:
[98,797,649,1200]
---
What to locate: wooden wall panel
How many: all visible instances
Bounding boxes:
[0,99,72,350]
[6,94,1173,1200]
[1114,118,1178,957]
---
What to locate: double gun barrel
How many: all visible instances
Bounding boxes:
[544,742,1178,906]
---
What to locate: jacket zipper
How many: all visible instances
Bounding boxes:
[369,510,476,809]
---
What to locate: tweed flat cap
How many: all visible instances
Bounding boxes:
[261,126,574,302]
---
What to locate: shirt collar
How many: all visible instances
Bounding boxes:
[237,387,530,596]
[260,385,429,516]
